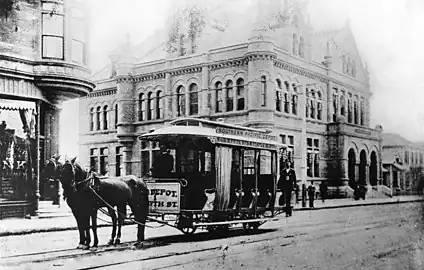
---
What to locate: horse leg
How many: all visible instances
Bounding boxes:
[73,211,86,249]
[115,204,127,245]
[130,199,148,248]
[91,210,99,248]
[83,214,91,250]
[107,207,117,245]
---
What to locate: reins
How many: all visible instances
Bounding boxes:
[88,186,173,229]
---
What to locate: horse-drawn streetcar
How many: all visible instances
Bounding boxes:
[140,118,288,235]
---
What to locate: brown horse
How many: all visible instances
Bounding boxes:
[44,156,97,249]
[44,156,149,249]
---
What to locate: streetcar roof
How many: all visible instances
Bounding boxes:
[139,118,285,150]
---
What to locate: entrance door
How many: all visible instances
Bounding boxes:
[359,150,367,185]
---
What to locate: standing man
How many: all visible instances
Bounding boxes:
[278,161,297,217]
[319,181,328,203]
[151,145,174,178]
[307,181,316,208]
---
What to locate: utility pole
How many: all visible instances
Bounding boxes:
[299,84,307,208]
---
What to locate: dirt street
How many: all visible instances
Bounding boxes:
[1,202,424,270]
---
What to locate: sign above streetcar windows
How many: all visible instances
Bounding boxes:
[139,118,285,151]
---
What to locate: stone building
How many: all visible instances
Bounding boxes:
[382,133,424,195]
[79,0,383,196]
[0,0,94,219]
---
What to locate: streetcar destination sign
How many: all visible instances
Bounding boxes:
[147,182,181,213]
[216,127,277,141]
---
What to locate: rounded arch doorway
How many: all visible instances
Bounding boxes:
[348,148,356,189]
[359,150,367,185]
[369,151,378,186]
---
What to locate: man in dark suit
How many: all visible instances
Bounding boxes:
[151,145,174,178]
[278,161,297,217]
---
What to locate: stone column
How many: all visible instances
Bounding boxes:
[201,61,210,115]
[327,81,333,122]
[122,142,133,176]
[247,60,261,110]
[116,77,135,175]
[223,83,228,113]
[164,72,172,119]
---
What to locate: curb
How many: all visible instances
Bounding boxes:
[0,220,139,238]
[293,199,424,211]
[1,199,423,237]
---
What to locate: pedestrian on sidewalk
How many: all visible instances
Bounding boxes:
[277,161,297,217]
[319,181,328,203]
[307,181,316,208]
[295,183,300,204]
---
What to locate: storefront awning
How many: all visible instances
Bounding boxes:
[0,99,35,111]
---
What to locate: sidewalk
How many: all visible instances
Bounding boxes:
[0,195,422,237]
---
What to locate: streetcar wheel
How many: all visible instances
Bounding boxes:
[181,227,197,235]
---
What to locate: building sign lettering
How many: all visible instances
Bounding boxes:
[147,182,180,213]
[354,129,372,135]
[216,136,277,149]
[216,127,277,141]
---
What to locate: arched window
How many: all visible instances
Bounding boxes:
[354,100,358,124]
[292,84,298,115]
[261,76,266,107]
[332,93,338,122]
[103,105,108,130]
[89,108,94,131]
[316,92,322,120]
[177,85,186,117]
[310,97,315,119]
[360,99,364,126]
[138,93,145,121]
[226,80,234,112]
[147,92,154,120]
[284,81,290,113]
[340,95,345,116]
[96,106,101,130]
[189,83,198,115]
[293,33,298,55]
[115,104,118,128]
[236,78,245,110]
[347,99,352,123]
[299,36,304,57]
[275,79,282,112]
[305,89,310,118]
[156,91,163,119]
[215,82,223,113]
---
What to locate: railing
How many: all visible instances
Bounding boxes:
[378,185,393,197]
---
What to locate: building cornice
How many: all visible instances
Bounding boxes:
[87,88,117,98]
[274,59,329,83]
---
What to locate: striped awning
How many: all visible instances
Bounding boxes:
[0,99,35,111]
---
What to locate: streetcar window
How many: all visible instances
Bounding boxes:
[243,150,255,175]
[259,150,272,175]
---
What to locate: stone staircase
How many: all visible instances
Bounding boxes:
[366,185,392,199]
[38,200,72,219]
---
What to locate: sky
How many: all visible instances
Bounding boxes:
[60,0,424,157]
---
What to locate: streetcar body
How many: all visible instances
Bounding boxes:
[139,118,287,234]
